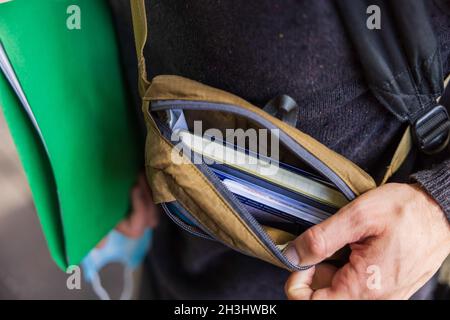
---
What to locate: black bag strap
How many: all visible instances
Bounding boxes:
[337,0,450,154]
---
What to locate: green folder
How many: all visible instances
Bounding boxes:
[0,0,141,270]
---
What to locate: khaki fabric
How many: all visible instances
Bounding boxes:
[145,75,377,196]
[145,120,284,267]
[139,74,380,269]
[262,226,297,245]
[130,0,150,97]
[381,127,412,185]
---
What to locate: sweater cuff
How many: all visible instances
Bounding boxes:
[411,160,450,221]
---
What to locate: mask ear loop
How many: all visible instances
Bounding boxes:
[89,266,135,300]
[90,271,111,300]
[119,266,135,300]
[82,229,152,300]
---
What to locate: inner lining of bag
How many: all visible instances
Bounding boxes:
[153,109,347,246]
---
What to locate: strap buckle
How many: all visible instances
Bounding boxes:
[412,104,450,154]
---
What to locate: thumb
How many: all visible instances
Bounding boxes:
[285,267,315,300]
[285,201,378,266]
[285,263,338,300]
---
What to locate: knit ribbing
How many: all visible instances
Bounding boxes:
[412,160,450,219]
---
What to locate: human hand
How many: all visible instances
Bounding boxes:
[284,183,450,299]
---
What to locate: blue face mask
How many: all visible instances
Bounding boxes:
[81,229,152,300]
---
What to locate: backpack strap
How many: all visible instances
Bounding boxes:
[130,0,151,98]
[381,73,450,184]
[337,0,450,155]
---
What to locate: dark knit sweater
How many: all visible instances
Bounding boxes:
[110,0,450,299]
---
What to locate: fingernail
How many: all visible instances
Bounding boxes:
[285,243,300,266]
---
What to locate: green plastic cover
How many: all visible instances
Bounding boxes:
[0,0,141,270]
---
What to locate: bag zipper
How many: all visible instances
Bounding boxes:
[161,202,215,241]
[151,99,357,269]
[195,159,310,270]
[157,119,310,270]
[151,100,356,201]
